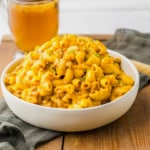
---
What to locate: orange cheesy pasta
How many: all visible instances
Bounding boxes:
[5,34,134,109]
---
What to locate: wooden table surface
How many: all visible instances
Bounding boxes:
[0,35,150,150]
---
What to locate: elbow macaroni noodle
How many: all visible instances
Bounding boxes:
[5,34,134,109]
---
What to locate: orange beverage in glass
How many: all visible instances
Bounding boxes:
[7,0,59,52]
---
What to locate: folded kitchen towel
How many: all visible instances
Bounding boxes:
[105,28,150,88]
[0,28,150,150]
[0,98,63,150]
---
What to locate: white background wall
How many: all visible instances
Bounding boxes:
[59,0,150,34]
[0,0,150,41]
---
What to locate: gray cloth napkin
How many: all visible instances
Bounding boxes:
[0,28,150,150]
[0,98,63,150]
[104,28,150,89]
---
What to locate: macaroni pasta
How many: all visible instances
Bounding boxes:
[5,34,134,109]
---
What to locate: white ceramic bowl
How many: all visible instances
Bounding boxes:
[1,50,139,132]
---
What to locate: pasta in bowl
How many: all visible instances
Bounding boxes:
[1,35,139,131]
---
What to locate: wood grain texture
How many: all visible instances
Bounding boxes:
[131,60,150,77]
[64,85,150,150]
[0,40,17,74]
[36,136,63,150]
[0,40,17,97]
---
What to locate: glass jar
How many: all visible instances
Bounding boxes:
[7,0,59,52]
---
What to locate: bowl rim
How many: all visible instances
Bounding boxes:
[1,49,140,112]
